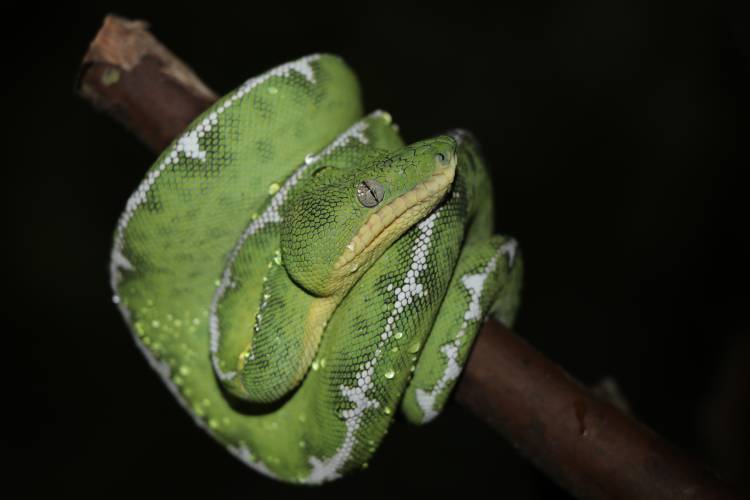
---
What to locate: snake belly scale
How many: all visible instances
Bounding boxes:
[110,54,523,483]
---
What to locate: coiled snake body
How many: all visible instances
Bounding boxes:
[111,54,522,483]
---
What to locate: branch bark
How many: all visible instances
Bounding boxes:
[77,16,216,151]
[78,15,741,500]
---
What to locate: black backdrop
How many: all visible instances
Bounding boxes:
[10,2,750,498]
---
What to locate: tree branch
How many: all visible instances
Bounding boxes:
[78,15,740,500]
[77,16,216,151]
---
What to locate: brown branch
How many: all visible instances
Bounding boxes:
[457,322,741,499]
[76,16,216,151]
[78,15,741,500]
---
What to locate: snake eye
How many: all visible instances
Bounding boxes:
[356,179,385,208]
[435,152,446,163]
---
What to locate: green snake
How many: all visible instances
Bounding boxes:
[110,54,523,483]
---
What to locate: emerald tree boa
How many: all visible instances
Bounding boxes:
[110,54,522,483]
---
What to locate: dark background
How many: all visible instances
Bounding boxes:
[10,2,750,498]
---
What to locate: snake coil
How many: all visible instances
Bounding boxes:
[111,54,522,483]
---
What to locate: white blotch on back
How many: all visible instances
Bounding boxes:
[415,238,517,423]
[109,247,134,299]
[109,54,322,290]
[208,117,374,381]
[304,210,441,484]
[500,238,518,268]
[175,131,206,160]
[227,442,275,479]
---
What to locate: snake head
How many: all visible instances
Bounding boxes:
[281,135,457,297]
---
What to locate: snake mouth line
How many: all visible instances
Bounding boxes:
[334,163,456,271]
